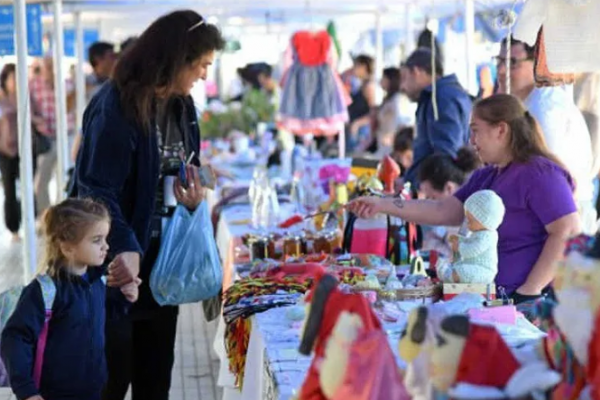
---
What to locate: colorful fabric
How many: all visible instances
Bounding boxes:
[454,156,577,294]
[565,234,595,255]
[224,277,312,387]
[535,299,588,400]
[587,311,600,400]
[223,294,303,323]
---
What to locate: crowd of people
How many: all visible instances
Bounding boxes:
[0,5,599,400]
[0,37,137,243]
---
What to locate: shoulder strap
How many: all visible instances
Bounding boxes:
[35,274,56,312]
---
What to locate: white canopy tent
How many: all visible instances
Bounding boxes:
[10,0,517,282]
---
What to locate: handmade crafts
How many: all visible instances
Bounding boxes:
[432,315,560,399]
[224,276,313,387]
[533,251,600,400]
[298,274,408,399]
[513,0,600,73]
[437,190,505,284]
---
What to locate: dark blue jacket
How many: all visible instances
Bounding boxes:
[73,83,201,316]
[75,82,160,259]
[1,269,106,400]
[404,74,472,185]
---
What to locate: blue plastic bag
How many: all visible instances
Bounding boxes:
[150,202,223,306]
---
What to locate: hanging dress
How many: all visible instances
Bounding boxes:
[279,30,350,136]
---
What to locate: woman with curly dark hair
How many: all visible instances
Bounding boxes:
[72,10,225,400]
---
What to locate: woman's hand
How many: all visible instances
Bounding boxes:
[174,165,206,211]
[347,197,385,219]
[107,252,140,287]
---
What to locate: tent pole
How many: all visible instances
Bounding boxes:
[465,0,476,95]
[52,0,69,203]
[75,11,86,134]
[404,2,415,57]
[14,0,37,283]
[374,9,384,104]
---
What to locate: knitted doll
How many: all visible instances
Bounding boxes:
[437,190,505,284]
[431,315,561,399]
[298,274,408,400]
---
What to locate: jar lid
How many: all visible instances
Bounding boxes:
[284,234,303,241]
[317,230,336,239]
[249,235,270,243]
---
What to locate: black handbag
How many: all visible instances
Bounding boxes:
[32,126,51,156]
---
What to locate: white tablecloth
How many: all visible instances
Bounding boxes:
[213,202,296,400]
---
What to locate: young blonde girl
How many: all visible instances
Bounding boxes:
[1,198,139,400]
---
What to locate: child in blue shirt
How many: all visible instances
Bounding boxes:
[1,198,139,400]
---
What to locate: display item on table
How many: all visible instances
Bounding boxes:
[533,251,600,400]
[437,190,505,285]
[513,0,600,73]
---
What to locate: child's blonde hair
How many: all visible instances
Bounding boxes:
[41,198,111,277]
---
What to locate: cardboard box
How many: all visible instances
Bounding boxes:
[443,283,496,301]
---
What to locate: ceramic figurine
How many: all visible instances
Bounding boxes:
[437,190,505,284]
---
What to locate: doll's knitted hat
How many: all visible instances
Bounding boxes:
[464,190,505,231]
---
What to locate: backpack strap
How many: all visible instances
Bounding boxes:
[33,274,56,389]
[36,275,56,312]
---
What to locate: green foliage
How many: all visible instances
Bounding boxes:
[199,89,276,139]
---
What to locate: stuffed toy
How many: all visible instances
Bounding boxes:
[533,251,600,400]
[398,306,435,400]
[437,190,505,284]
[298,274,408,400]
[432,315,561,399]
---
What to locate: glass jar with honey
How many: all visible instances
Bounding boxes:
[313,231,337,254]
[249,235,275,260]
[283,234,306,258]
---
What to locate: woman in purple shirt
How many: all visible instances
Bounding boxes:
[349,94,580,304]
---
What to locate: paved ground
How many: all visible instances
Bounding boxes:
[0,189,223,400]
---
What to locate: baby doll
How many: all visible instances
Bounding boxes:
[437,190,505,284]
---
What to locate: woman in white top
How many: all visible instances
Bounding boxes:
[372,67,415,157]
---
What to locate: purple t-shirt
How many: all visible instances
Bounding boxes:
[454,156,577,294]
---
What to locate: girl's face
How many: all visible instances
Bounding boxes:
[469,113,511,165]
[62,220,110,269]
[4,72,15,95]
[174,50,215,96]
